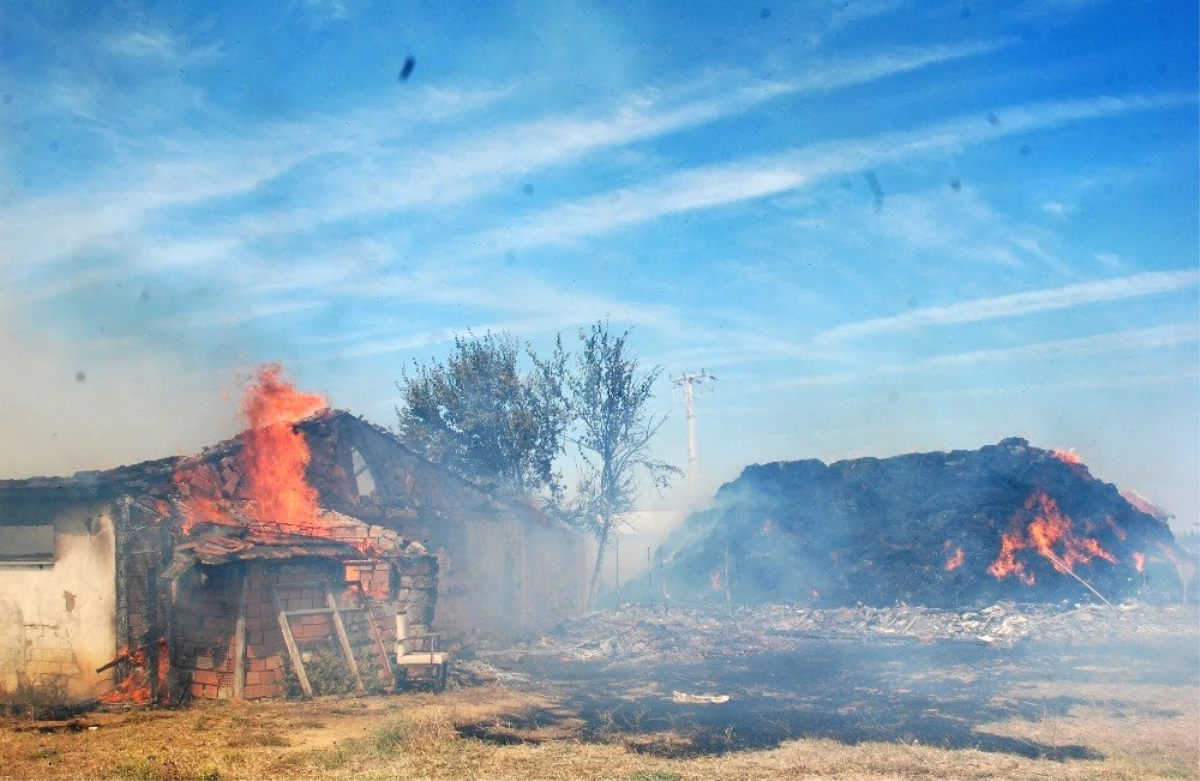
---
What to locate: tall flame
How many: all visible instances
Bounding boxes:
[240,363,327,533]
[1133,552,1146,573]
[175,363,327,536]
[988,490,1117,586]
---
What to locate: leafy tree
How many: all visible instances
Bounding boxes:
[567,321,680,609]
[396,331,569,500]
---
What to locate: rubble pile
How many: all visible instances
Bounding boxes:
[652,438,1183,607]
[496,602,1198,669]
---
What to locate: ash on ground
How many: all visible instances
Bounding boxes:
[480,601,1198,669]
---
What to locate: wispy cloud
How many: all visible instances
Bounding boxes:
[105,29,222,65]
[0,86,508,273]
[465,92,1193,256]
[234,40,1007,242]
[825,0,910,36]
[817,270,1200,342]
[900,323,1199,368]
[2,39,1013,350]
[783,323,1199,388]
[293,0,366,27]
[326,275,683,360]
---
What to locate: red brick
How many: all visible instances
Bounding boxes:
[192,669,219,686]
[244,683,277,699]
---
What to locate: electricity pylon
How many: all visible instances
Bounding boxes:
[671,369,715,501]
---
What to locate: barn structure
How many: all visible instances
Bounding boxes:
[0,409,588,703]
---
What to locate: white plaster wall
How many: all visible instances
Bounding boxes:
[0,502,116,700]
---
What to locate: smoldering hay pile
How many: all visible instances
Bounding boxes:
[655,438,1185,608]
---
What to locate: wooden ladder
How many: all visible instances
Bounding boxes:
[270,581,365,697]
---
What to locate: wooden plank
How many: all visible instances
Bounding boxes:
[324,585,364,692]
[350,582,395,691]
[233,566,249,699]
[270,585,312,697]
[271,580,332,592]
[281,606,362,617]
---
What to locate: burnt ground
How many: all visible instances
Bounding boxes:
[1,605,1195,780]
[466,626,1199,765]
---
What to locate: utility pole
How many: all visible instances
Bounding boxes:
[672,369,716,501]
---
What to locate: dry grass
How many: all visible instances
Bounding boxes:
[0,678,1195,781]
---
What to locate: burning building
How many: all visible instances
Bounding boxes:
[656,438,1189,607]
[0,366,587,704]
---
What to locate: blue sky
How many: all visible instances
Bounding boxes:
[1,0,1197,532]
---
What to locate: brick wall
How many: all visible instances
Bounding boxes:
[173,553,437,701]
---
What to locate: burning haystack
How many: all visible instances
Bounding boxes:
[657,438,1188,607]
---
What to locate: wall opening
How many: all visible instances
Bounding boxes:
[0,523,55,568]
[351,448,377,498]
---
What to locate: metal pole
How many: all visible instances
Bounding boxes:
[683,380,697,497]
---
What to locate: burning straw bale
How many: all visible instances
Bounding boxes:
[653,438,1186,608]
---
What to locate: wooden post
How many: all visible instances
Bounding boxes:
[325,585,364,691]
[723,545,732,615]
[233,567,249,699]
[146,562,159,703]
[517,519,529,636]
[614,534,620,609]
[646,547,652,598]
[270,586,312,697]
[659,546,668,602]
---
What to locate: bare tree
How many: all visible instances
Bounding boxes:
[568,321,680,609]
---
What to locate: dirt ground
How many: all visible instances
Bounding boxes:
[1,609,1197,780]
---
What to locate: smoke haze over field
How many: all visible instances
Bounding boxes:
[0,1,1196,535]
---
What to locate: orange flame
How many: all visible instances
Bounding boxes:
[175,363,328,537]
[100,647,152,705]
[710,568,724,592]
[988,490,1117,586]
[943,544,965,572]
[240,363,327,534]
[1052,448,1082,465]
[988,530,1036,585]
[1133,552,1146,573]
